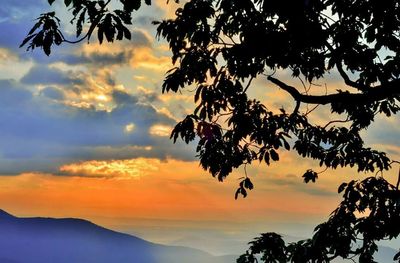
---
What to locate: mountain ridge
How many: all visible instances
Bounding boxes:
[0,209,16,219]
[0,209,236,263]
[0,209,397,263]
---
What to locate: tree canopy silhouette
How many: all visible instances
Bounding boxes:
[21,0,400,262]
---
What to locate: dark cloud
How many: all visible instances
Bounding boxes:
[133,16,157,26]
[127,30,152,47]
[39,86,65,100]
[297,186,336,197]
[259,173,336,197]
[21,65,83,85]
[61,51,130,66]
[112,90,139,105]
[136,88,161,103]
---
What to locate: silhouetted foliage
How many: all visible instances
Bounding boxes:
[22,0,400,262]
[238,177,400,263]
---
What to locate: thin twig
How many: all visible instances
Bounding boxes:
[243,77,254,93]
[317,166,329,174]
[304,104,320,116]
[323,117,350,129]
[61,0,111,44]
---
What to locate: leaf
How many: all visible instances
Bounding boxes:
[194,86,203,103]
[394,250,400,261]
[270,149,279,161]
[264,152,270,165]
[19,34,36,48]
[97,25,104,44]
[283,140,290,151]
[103,14,115,42]
[338,182,347,193]
[244,178,254,190]
[86,15,101,42]
[42,31,53,56]
[28,21,42,35]
[76,8,87,37]
[235,188,241,200]
[241,188,247,198]
[302,170,318,183]
[123,26,131,40]
[64,0,72,7]
[116,25,124,40]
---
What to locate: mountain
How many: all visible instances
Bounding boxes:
[0,209,236,263]
[0,209,396,263]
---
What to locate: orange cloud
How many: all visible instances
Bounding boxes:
[149,124,172,137]
[130,47,171,72]
[59,158,159,179]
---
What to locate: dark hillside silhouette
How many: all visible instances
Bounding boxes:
[0,209,236,263]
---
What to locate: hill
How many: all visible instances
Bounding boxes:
[0,209,236,263]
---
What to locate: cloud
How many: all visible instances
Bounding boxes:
[20,65,122,111]
[0,0,201,175]
[21,64,83,85]
[124,123,136,134]
[60,51,131,66]
[0,81,198,174]
[47,30,151,66]
[59,158,160,178]
[39,86,65,100]
[112,89,139,105]
[149,124,172,137]
[130,47,171,72]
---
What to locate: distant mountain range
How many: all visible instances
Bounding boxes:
[0,209,236,263]
[0,209,397,263]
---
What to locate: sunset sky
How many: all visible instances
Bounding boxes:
[0,0,399,255]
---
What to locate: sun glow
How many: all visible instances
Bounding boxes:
[124,123,135,133]
[59,158,160,179]
[149,124,172,137]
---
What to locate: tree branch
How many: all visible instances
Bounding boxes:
[323,117,350,129]
[268,76,400,105]
[60,0,111,44]
[335,61,369,91]
[324,41,369,91]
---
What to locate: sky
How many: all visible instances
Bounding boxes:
[0,0,399,256]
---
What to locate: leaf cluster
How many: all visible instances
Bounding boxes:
[154,0,398,192]
[21,0,152,55]
[238,176,400,263]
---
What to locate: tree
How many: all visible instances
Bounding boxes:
[21,0,400,262]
